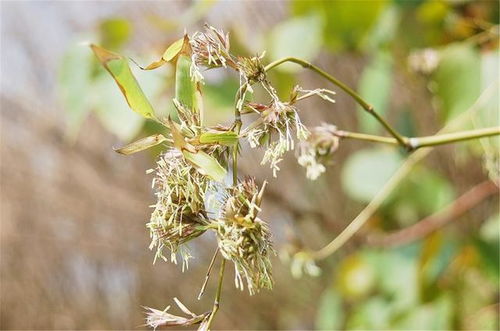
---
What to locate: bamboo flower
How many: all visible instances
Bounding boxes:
[213,178,275,295]
[297,123,339,180]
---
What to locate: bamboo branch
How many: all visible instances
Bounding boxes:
[367,180,498,247]
[264,57,409,147]
[205,258,226,329]
[334,127,500,149]
[312,147,429,260]
[198,248,220,300]
[309,83,498,261]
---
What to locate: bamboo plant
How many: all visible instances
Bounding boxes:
[91,25,500,330]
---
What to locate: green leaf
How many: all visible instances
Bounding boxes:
[99,18,131,49]
[199,131,238,146]
[397,166,455,217]
[175,53,199,112]
[345,296,392,330]
[477,52,500,180]
[59,41,93,140]
[142,36,185,70]
[479,239,500,283]
[163,37,185,62]
[182,150,226,182]
[341,147,403,202]
[114,134,168,155]
[91,44,156,119]
[366,248,420,314]
[91,75,145,141]
[315,288,344,330]
[433,43,481,122]
[292,0,388,51]
[391,295,453,330]
[365,5,400,50]
[268,14,323,73]
[357,50,393,134]
[386,165,455,226]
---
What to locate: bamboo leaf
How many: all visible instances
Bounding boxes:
[91,44,156,119]
[142,36,185,70]
[433,43,480,122]
[114,134,168,155]
[183,150,226,182]
[199,131,238,145]
[175,53,198,111]
[163,37,185,62]
[341,147,403,202]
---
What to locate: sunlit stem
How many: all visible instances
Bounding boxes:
[232,122,241,186]
[232,83,246,186]
[310,83,498,260]
[335,127,500,150]
[205,258,226,329]
[312,149,427,260]
[198,248,219,300]
[409,127,500,149]
[264,57,408,147]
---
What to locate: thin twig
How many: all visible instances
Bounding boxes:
[264,57,409,147]
[312,147,429,260]
[198,248,220,300]
[367,180,498,247]
[205,258,226,329]
[334,127,500,149]
[309,83,498,261]
[232,83,245,186]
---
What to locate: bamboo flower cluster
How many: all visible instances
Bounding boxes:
[92,21,499,330]
[147,149,212,269]
[244,84,310,177]
[215,178,274,295]
[190,24,236,81]
[92,26,334,328]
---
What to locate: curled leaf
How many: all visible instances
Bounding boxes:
[114,134,168,155]
[163,37,186,62]
[90,44,156,119]
[142,36,185,70]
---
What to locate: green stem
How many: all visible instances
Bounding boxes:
[198,248,219,300]
[310,83,498,260]
[232,83,246,186]
[232,121,241,186]
[205,258,226,329]
[264,57,408,147]
[334,131,398,145]
[312,148,428,260]
[411,127,500,149]
[335,127,500,149]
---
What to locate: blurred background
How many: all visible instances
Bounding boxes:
[1,0,499,329]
